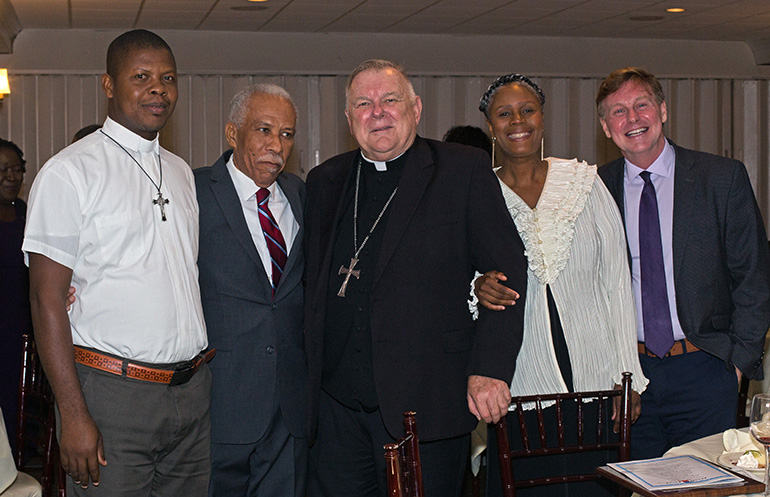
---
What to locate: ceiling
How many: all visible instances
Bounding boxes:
[7,0,770,43]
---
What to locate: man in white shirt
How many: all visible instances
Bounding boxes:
[194,84,308,497]
[23,29,211,496]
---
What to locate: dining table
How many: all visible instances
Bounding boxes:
[661,428,763,497]
[599,427,766,497]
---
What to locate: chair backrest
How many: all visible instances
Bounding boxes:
[384,411,424,497]
[16,334,66,497]
[495,372,632,497]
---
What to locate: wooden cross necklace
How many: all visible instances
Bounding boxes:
[337,158,398,297]
[100,130,169,221]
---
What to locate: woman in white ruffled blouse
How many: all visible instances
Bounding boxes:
[474,74,648,497]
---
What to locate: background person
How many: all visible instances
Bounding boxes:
[72,124,101,143]
[443,125,493,158]
[0,139,31,456]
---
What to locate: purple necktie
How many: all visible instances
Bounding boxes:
[257,188,287,296]
[639,171,675,358]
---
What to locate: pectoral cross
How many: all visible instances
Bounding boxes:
[337,257,361,297]
[153,191,170,221]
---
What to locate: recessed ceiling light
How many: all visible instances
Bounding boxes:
[666,7,685,13]
[630,15,664,21]
[231,5,268,10]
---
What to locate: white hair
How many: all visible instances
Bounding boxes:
[228,83,298,126]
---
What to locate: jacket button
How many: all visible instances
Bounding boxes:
[266,346,274,354]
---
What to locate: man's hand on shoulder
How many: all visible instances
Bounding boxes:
[475,271,519,311]
[467,375,511,424]
[59,410,106,488]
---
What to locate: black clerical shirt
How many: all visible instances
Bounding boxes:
[321,150,407,412]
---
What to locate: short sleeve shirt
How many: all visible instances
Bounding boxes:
[22,117,207,363]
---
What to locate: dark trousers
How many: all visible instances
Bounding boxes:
[632,350,738,459]
[65,363,212,497]
[485,400,617,497]
[0,332,22,456]
[308,390,469,497]
[209,399,308,497]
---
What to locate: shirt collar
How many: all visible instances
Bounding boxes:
[361,149,407,172]
[101,116,160,154]
[226,153,280,202]
[624,138,675,183]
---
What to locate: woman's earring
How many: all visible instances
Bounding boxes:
[540,137,545,162]
[491,136,496,168]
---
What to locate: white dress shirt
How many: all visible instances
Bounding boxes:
[225,155,299,284]
[22,117,207,363]
[622,140,686,342]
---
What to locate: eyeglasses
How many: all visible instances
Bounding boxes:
[0,166,23,177]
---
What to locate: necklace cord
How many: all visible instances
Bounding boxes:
[100,129,164,192]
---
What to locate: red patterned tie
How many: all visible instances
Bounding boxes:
[256,188,287,296]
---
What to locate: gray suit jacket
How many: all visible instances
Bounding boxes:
[598,142,770,379]
[195,150,307,442]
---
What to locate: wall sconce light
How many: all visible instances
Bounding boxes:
[0,69,11,99]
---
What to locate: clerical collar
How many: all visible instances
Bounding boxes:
[101,116,160,154]
[360,150,406,172]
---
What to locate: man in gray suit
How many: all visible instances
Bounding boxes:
[596,67,770,458]
[195,84,307,496]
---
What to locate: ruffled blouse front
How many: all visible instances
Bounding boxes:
[505,158,595,286]
[495,158,648,405]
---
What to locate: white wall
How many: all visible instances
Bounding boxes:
[3,29,770,78]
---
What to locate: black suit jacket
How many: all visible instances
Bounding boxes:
[599,142,770,379]
[195,150,307,443]
[304,137,527,442]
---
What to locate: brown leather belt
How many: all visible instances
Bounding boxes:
[74,346,216,386]
[637,338,700,358]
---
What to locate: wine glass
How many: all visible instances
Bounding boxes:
[750,393,770,496]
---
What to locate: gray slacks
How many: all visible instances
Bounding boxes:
[64,362,212,497]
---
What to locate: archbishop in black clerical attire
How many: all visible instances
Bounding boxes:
[304,59,528,497]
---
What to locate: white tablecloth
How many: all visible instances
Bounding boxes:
[629,428,762,497]
[0,408,41,497]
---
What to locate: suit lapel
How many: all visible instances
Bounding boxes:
[275,173,303,295]
[671,144,697,282]
[316,153,358,298]
[209,155,272,288]
[371,138,433,288]
[600,158,632,270]
[603,158,627,223]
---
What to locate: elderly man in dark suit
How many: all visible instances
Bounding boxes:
[304,59,527,497]
[195,84,307,497]
[596,67,770,459]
